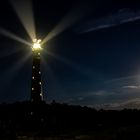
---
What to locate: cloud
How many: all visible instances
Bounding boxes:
[122,85,140,89]
[63,74,140,108]
[105,75,140,84]
[95,98,140,110]
[76,8,140,33]
[94,90,106,96]
[77,97,84,101]
[93,90,115,96]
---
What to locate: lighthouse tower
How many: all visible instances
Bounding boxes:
[31,39,43,102]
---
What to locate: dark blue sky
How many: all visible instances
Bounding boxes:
[0,0,140,109]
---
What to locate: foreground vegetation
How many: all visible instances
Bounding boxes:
[1,101,140,139]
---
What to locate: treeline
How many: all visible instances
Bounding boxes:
[0,101,140,137]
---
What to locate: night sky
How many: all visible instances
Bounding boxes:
[0,0,140,109]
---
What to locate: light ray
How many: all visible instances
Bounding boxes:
[0,48,23,58]
[0,28,31,46]
[42,4,91,45]
[43,50,93,77]
[5,51,32,83]
[41,54,66,100]
[41,55,60,88]
[10,0,36,40]
[2,51,32,99]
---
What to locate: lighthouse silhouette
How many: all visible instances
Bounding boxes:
[31,39,43,102]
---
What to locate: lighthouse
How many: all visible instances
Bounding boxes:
[31,39,43,102]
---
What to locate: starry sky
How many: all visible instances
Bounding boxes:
[0,0,140,109]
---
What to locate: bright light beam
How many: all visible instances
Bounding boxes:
[42,4,91,45]
[0,28,32,46]
[10,0,36,40]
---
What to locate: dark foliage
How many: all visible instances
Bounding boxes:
[0,101,140,139]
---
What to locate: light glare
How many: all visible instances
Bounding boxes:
[10,0,36,40]
[32,39,42,51]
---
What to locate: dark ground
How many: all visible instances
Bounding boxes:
[1,101,140,140]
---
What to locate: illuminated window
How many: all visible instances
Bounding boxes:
[32,88,34,90]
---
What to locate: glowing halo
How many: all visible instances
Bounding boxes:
[32,39,42,51]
